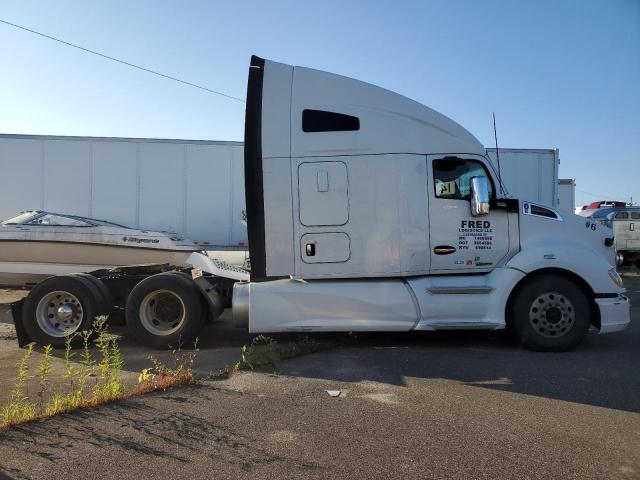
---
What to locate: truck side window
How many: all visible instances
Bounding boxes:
[614,212,629,219]
[302,110,360,132]
[433,158,493,200]
[631,212,640,219]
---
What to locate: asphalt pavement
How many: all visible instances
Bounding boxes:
[0,278,639,480]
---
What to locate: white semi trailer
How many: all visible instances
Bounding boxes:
[11,56,630,352]
[558,178,576,212]
[0,135,247,250]
[485,150,576,214]
[486,148,560,208]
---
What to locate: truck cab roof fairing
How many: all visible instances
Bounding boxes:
[250,55,485,159]
[289,66,484,157]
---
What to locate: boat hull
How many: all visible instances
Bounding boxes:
[0,240,194,287]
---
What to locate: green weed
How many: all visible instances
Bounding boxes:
[46,332,83,415]
[235,334,354,372]
[1,343,37,426]
[91,326,124,403]
[36,344,53,413]
[135,338,199,394]
[1,318,202,429]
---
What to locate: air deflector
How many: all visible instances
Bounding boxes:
[244,55,266,280]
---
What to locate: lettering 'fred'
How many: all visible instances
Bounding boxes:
[461,220,491,229]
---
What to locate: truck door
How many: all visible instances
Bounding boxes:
[427,155,510,273]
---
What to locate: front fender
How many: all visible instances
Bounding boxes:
[506,240,621,294]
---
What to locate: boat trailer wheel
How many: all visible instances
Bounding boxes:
[35,290,84,337]
[528,291,575,339]
[139,289,186,336]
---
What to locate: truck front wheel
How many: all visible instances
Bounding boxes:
[125,272,203,349]
[509,274,592,351]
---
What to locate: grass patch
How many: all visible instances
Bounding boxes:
[235,334,355,372]
[0,318,200,430]
[132,339,199,395]
[1,343,36,425]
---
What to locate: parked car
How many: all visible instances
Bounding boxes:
[590,207,640,268]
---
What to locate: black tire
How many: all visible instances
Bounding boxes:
[22,275,102,348]
[509,274,592,351]
[70,273,113,316]
[125,272,203,349]
[619,252,633,267]
[166,271,210,323]
[166,271,224,324]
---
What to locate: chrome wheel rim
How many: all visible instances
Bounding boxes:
[529,292,575,338]
[36,290,84,337]
[139,290,186,336]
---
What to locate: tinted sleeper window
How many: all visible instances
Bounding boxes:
[303,109,360,132]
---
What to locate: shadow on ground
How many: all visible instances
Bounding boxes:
[278,279,640,414]
[0,386,323,478]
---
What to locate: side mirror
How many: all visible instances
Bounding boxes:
[470,176,490,216]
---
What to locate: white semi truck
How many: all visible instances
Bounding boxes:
[11,56,630,351]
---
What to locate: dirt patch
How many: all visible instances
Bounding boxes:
[0,314,16,340]
[0,290,25,341]
[0,289,28,305]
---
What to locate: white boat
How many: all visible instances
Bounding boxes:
[0,211,202,287]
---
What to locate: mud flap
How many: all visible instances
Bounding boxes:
[10,299,31,347]
[192,276,225,321]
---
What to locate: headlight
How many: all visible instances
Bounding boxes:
[608,268,624,289]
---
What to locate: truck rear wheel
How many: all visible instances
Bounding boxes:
[509,274,592,351]
[125,272,203,349]
[70,273,114,316]
[22,275,105,348]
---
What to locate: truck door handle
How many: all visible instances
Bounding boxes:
[434,245,456,255]
[317,171,329,192]
[306,243,316,256]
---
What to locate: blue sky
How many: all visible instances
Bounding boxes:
[1,0,638,207]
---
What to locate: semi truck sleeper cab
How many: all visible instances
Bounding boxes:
[233,56,630,351]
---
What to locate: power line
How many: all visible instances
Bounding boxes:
[575,188,631,201]
[0,18,245,103]
[575,188,626,199]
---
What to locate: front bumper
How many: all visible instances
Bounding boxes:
[596,294,631,333]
